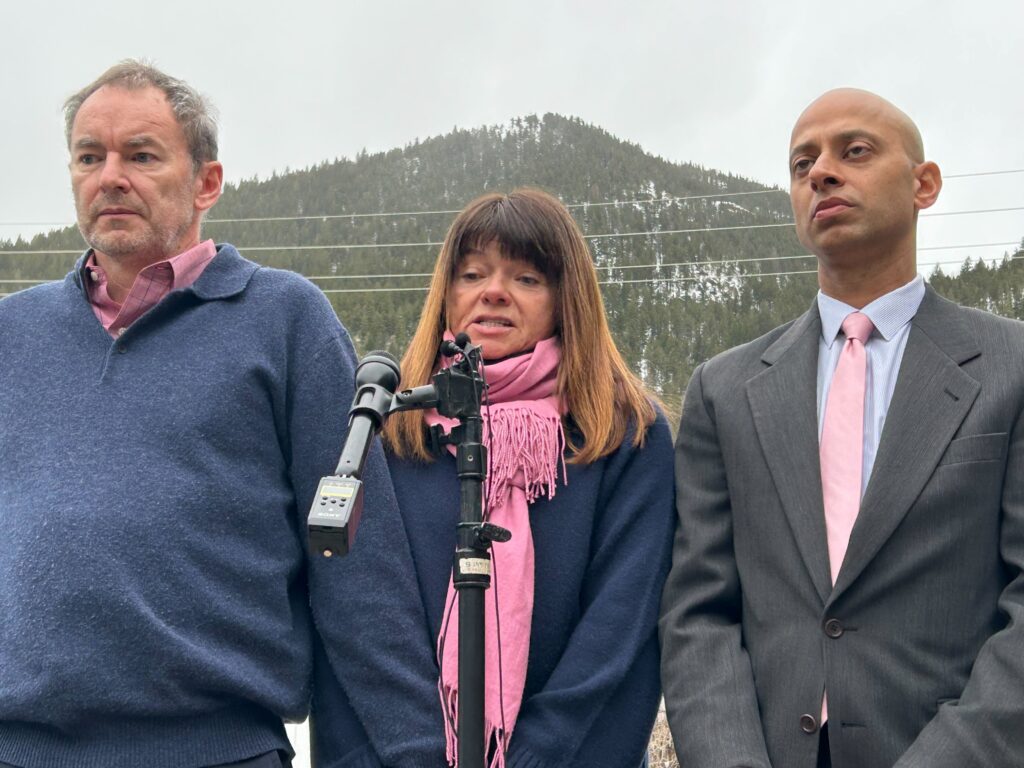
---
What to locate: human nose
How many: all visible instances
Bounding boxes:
[480,274,511,304]
[98,154,131,194]
[808,152,843,192]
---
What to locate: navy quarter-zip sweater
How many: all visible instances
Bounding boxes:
[0,246,444,768]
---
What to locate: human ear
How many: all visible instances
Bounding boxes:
[194,161,224,212]
[913,161,942,211]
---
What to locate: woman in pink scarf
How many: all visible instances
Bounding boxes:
[381,188,676,768]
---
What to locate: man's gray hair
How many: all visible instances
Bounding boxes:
[64,59,218,171]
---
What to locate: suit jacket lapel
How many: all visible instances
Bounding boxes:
[832,288,981,596]
[747,306,833,604]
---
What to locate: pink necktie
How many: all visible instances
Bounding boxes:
[820,311,874,723]
[820,311,875,586]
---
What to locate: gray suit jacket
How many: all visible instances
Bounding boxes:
[659,286,1024,768]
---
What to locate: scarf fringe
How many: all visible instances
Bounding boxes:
[486,406,566,510]
[441,683,511,768]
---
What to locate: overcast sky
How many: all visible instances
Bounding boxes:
[2,0,1022,276]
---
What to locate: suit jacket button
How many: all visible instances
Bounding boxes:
[824,618,844,638]
[800,713,819,733]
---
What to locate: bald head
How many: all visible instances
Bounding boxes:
[792,88,924,164]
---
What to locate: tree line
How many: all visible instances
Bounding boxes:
[2,113,1021,401]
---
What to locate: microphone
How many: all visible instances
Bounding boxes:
[307,350,401,558]
[440,332,471,358]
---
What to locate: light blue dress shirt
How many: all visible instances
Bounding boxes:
[816,275,926,495]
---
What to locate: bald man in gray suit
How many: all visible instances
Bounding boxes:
[659,89,1024,768]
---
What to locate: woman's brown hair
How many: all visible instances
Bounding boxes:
[383,187,656,464]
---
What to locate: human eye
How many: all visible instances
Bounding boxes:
[77,153,101,166]
[517,272,544,286]
[845,143,871,160]
[791,156,813,176]
[133,152,155,164]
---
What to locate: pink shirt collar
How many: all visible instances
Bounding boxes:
[85,240,218,337]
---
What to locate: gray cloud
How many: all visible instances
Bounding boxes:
[2,0,1021,272]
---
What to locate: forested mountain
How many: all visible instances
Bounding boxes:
[2,113,1022,399]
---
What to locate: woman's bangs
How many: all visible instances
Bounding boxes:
[453,200,559,279]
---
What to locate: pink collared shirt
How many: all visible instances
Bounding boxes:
[85,240,218,337]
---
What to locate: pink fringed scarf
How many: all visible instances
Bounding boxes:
[425,335,566,768]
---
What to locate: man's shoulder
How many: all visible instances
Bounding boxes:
[952,301,1024,332]
[221,246,326,301]
[0,278,73,320]
[213,243,341,325]
[700,312,808,382]
[923,287,1024,354]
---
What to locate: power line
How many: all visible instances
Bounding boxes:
[0,190,783,229]
[203,190,787,223]
[922,206,1024,218]
[202,168,1023,224]
[2,168,1022,229]
[325,257,1015,296]
[304,240,1019,281]
[4,254,1021,297]
[608,269,819,286]
[317,254,1023,293]
[917,240,1021,251]
[2,241,1020,286]
[4,205,1021,258]
[321,285,429,294]
[0,190,784,229]
[589,222,793,239]
[596,241,1021,274]
[944,169,1024,179]
[604,255,1024,287]
[0,248,83,256]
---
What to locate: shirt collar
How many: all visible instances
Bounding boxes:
[163,239,217,290]
[818,274,925,348]
[82,239,217,298]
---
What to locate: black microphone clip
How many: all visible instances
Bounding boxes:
[440,332,472,359]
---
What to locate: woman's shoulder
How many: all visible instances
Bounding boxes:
[566,405,673,482]
[630,406,674,463]
[620,401,674,454]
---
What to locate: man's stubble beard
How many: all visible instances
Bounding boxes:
[78,188,196,263]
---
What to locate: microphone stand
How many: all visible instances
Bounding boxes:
[391,338,509,768]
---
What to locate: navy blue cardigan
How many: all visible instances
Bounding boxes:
[313,410,675,768]
[395,417,675,765]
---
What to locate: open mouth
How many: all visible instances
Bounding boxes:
[472,317,513,328]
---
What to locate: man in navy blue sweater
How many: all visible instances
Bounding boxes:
[0,61,444,768]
